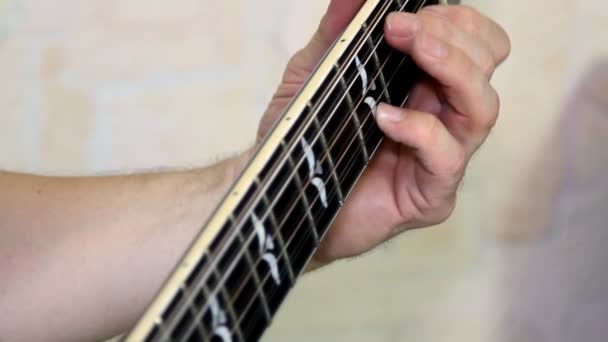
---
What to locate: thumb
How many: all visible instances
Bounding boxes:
[317,0,367,45]
[260,1,365,141]
[284,0,365,81]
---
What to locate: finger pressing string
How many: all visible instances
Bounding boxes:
[420,5,511,64]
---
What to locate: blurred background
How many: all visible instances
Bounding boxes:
[1,0,608,341]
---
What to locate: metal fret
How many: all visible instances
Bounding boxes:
[312,116,345,205]
[216,269,245,342]
[176,288,199,341]
[150,319,166,342]
[173,251,211,342]
[173,223,246,342]
[159,286,188,342]
[193,312,208,342]
[282,140,320,244]
[124,1,440,341]
[179,278,227,342]
[339,76,370,161]
[172,300,205,342]
[238,231,272,322]
[365,34,392,104]
[255,178,296,283]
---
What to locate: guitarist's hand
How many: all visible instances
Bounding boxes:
[259,1,511,267]
[0,2,512,339]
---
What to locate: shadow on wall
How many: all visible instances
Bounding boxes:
[494,60,608,342]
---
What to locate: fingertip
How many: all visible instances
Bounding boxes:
[376,103,405,124]
[385,12,420,40]
[321,0,366,42]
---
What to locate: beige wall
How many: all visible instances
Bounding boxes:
[2,0,608,341]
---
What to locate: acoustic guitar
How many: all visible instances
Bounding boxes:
[123,0,455,341]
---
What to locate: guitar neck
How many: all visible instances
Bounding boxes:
[124,0,440,341]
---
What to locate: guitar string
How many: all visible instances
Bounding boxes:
[170,0,422,339]
[230,35,412,338]
[188,46,408,342]
[236,43,417,339]
[175,5,421,340]
[174,0,423,339]
[142,0,428,338]
[172,20,394,342]
[162,0,393,329]
[233,0,428,335]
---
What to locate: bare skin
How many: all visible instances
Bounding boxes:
[0,2,510,341]
[262,2,510,264]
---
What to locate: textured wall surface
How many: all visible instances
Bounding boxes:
[1,0,608,341]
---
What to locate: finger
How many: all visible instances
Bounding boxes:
[421,5,511,64]
[316,0,366,46]
[375,103,466,182]
[384,22,499,150]
[410,9,497,76]
[405,78,443,114]
[295,1,365,68]
[281,0,365,84]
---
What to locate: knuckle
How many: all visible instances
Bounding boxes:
[429,170,464,224]
[480,47,497,76]
[423,193,458,226]
[498,26,513,62]
[419,9,453,41]
[455,5,482,35]
[486,87,501,128]
[286,48,309,71]
[505,33,513,57]
[438,197,458,223]
[459,52,479,86]
[476,86,500,131]
[448,145,467,176]
[416,114,442,146]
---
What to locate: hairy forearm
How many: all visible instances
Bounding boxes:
[0,153,249,342]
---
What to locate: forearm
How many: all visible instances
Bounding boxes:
[0,153,249,342]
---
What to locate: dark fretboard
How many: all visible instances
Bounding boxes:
[125,0,437,341]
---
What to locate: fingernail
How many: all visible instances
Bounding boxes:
[377,103,404,122]
[421,33,447,59]
[386,12,419,39]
